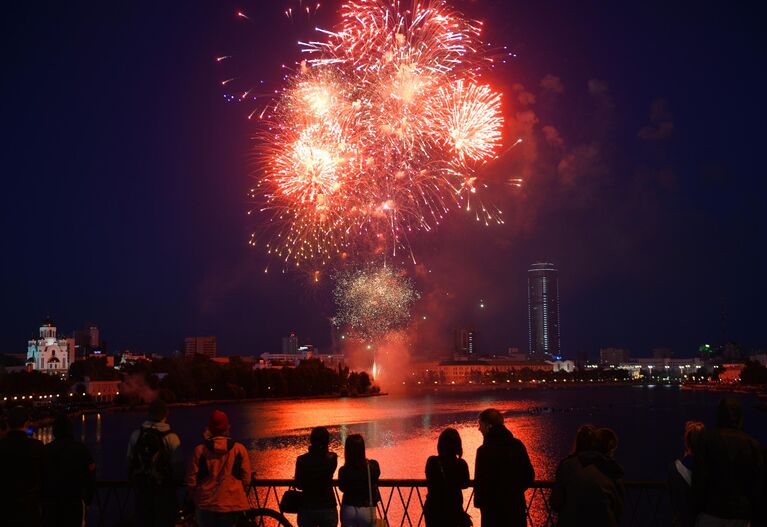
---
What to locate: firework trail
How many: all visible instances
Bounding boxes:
[251,0,507,268]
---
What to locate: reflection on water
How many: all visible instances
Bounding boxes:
[66,387,766,483]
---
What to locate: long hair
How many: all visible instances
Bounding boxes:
[683,421,705,455]
[344,434,366,468]
[595,428,619,456]
[437,428,463,458]
[572,424,597,454]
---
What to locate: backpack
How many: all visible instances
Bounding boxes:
[129,427,173,487]
[194,438,246,486]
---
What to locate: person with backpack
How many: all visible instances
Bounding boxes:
[423,427,471,527]
[127,399,183,527]
[185,409,253,527]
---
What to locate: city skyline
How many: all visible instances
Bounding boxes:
[1,1,764,358]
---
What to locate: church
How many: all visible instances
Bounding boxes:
[27,317,73,376]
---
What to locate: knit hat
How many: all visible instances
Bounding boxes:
[208,409,230,436]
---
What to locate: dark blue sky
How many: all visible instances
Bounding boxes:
[2,1,764,358]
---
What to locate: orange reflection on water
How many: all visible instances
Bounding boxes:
[241,394,556,526]
[244,394,556,481]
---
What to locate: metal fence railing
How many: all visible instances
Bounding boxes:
[89,479,670,527]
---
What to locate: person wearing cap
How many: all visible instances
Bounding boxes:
[0,405,46,527]
[185,409,253,527]
[127,399,183,527]
[42,413,96,527]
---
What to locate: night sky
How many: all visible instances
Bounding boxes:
[2,1,764,359]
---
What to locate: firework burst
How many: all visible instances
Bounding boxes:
[333,266,419,341]
[252,0,508,268]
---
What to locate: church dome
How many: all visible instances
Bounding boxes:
[42,316,55,327]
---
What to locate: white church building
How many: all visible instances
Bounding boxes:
[27,318,73,376]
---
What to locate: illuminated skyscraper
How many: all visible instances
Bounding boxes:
[454,328,476,358]
[528,262,561,360]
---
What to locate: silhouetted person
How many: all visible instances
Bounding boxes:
[551,425,624,527]
[551,424,597,523]
[0,406,46,527]
[127,400,183,527]
[668,421,705,527]
[338,434,380,527]
[759,446,767,527]
[424,428,471,527]
[473,408,534,527]
[294,426,339,527]
[185,410,252,527]
[693,397,763,526]
[0,415,8,439]
[42,413,96,527]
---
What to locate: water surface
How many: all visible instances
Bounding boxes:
[61,385,766,481]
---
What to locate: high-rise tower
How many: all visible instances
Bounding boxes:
[528,262,561,360]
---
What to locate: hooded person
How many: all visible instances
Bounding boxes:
[185,409,253,527]
[693,397,763,526]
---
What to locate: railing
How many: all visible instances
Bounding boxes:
[89,479,670,527]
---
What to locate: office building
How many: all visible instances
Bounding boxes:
[184,336,217,358]
[282,333,299,355]
[600,347,631,366]
[528,262,561,360]
[74,322,102,359]
[454,328,476,359]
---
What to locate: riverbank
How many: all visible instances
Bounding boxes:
[112,391,388,414]
[404,380,679,393]
[681,383,766,395]
[26,391,388,427]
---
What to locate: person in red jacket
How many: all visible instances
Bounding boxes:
[185,410,253,527]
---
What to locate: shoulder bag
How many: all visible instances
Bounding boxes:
[280,486,303,514]
[367,460,388,527]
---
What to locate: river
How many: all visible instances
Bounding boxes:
[53,385,766,482]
